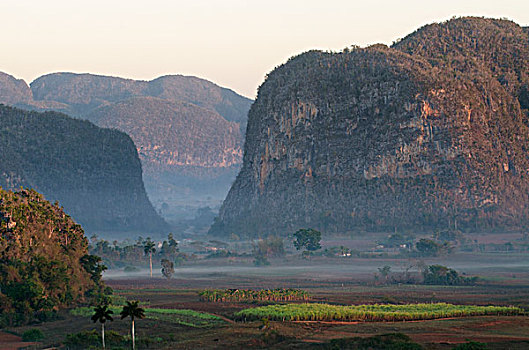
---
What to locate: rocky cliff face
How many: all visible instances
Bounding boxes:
[211,17,529,237]
[0,72,32,105]
[0,104,167,233]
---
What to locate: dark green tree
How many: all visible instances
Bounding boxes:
[416,239,452,257]
[378,265,392,283]
[143,238,156,278]
[293,229,322,254]
[161,259,174,279]
[120,300,145,350]
[80,255,107,284]
[422,265,478,285]
[91,304,113,349]
[160,233,179,260]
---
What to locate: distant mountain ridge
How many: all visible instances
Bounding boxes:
[0,72,253,225]
[29,73,251,127]
[88,96,243,172]
[0,104,167,233]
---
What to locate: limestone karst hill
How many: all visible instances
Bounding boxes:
[211,17,529,237]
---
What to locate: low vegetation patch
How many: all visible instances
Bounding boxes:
[313,333,422,350]
[21,328,44,341]
[235,303,522,322]
[71,306,224,328]
[64,330,163,349]
[198,288,310,302]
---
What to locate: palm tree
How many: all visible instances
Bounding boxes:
[91,304,113,349]
[120,300,145,350]
[143,238,156,277]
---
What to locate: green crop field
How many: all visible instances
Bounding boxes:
[235,303,523,322]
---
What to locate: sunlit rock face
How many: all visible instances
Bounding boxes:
[211,17,529,237]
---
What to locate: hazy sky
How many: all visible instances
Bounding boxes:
[1,0,529,98]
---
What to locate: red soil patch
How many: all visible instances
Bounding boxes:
[0,331,37,350]
[411,332,529,344]
[479,320,513,327]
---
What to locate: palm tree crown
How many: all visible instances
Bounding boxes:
[120,300,145,321]
[143,239,156,255]
[92,304,114,324]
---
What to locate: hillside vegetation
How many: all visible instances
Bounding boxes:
[0,188,107,326]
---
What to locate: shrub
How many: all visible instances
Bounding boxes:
[123,266,140,273]
[452,341,488,350]
[422,265,479,285]
[293,228,322,252]
[22,328,44,341]
[64,330,100,347]
[161,259,175,279]
[254,255,270,266]
[324,333,423,349]
[64,330,127,349]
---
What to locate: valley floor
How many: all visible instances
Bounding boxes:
[5,251,529,349]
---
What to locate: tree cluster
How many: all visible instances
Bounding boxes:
[0,188,108,326]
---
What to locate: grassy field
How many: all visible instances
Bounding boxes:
[71,306,224,328]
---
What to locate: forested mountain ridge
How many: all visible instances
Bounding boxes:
[0,72,252,224]
[0,104,167,233]
[211,17,529,237]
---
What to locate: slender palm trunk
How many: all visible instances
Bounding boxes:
[102,322,105,349]
[149,252,153,278]
[132,319,135,350]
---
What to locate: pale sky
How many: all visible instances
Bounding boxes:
[1,0,528,98]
